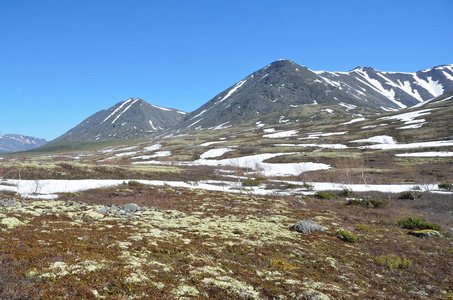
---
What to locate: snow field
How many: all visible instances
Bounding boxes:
[1,178,448,200]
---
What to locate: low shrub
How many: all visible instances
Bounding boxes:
[398,191,421,200]
[314,192,338,200]
[369,199,389,208]
[127,180,145,187]
[346,199,389,208]
[242,178,264,187]
[336,228,359,243]
[397,217,441,231]
[373,254,411,270]
[284,183,297,189]
[438,183,452,191]
[340,188,353,197]
[303,182,314,191]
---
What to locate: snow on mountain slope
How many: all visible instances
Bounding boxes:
[46,98,186,145]
[316,64,453,109]
[0,134,48,153]
[174,60,453,131]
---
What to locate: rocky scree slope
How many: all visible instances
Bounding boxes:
[174,60,453,130]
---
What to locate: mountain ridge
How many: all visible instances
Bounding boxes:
[0,134,48,154]
[44,98,186,147]
[172,60,453,131]
[26,60,453,151]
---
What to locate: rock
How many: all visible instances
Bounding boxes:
[408,230,444,238]
[290,220,326,233]
[120,203,141,212]
[97,203,148,216]
[295,199,307,206]
[0,199,18,207]
[114,189,135,197]
[300,289,331,300]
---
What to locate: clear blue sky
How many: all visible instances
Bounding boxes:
[1,0,452,140]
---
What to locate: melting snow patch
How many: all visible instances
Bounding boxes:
[359,140,453,150]
[279,116,290,123]
[144,143,162,152]
[397,123,426,130]
[263,128,276,133]
[199,141,225,147]
[352,135,396,144]
[115,151,138,157]
[275,143,348,149]
[339,103,357,111]
[200,148,234,159]
[299,131,347,140]
[395,152,453,157]
[379,109,431,124]
[132,151,172,160]
[340,118,366,125]
[209,122,231,130]
[219,80,247,103]
[263,130,298,138]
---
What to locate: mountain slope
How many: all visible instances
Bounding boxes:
[315,64,453,109]
[48,98,186,145]
[0,134,48,154]
[174,60,453,130]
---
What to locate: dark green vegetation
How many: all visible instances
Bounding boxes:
[397,216,442,231]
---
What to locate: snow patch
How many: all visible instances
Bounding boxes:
[263,130,298,138]
[200,148,234,159]
[340,118,366,125]
[396,152,453,157]
[352,135,397,144]
[219,80,247,103]
[413,74,444,97]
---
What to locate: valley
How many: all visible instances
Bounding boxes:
[1,62,452,299]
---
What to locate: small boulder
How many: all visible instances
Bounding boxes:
[290,220,326,233]
[120,203,141,212]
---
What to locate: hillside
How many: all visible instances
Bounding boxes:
[41,98,186,149]
[173,60,453,131]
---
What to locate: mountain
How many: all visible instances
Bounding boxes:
[0,134,48,154]
[173,60,453,130]
[315,64,453,109]
[47,98,186,146]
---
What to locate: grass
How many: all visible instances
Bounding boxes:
[373,254,411,270]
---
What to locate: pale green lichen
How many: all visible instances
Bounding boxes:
[124,272,149,284]
[1,217,25,228]
[201,276,261,299]
[172,284,200,297]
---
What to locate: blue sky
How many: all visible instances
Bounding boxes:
[1,0,452,140]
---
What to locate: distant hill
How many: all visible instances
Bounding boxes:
[0,134,48,154]
[173,60,453,130]
[44,98,186,148]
